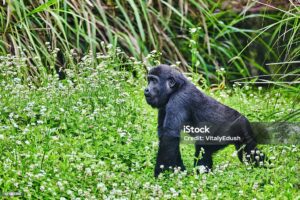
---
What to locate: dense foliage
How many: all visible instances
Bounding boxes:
[0,1,299,81]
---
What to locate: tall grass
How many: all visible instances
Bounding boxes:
[0,0,299,83]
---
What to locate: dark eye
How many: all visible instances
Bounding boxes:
[148,77,157,84]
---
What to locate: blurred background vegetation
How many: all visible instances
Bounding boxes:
[0,0,299,85]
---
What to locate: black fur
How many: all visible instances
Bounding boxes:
[144,64,266,177]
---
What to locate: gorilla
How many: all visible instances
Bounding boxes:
[144,64,267,177]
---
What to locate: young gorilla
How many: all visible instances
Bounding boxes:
[144,65,266,177]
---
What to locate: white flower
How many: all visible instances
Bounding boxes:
[57,181,63,188]
[170,187,176,193]
[190,28,197,33]
[52,136,59,141]
[143,182,150,189]
[85,168,92,176]
[260,153,264,157]
[120,132,126,137]
[253,182,259,190]
[0,134,4,140]
[98,160,105,166]
[9,112,14,118]
[107,44,113,49]
[231,151,237,157]
[197,165,207,174]
[66,190,73,195]
[97,182,107,192]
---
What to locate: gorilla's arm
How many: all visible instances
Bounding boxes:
[155,135,184,177]
[157,108,166,136]
[155,102,188,177]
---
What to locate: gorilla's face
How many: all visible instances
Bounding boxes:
[144,65,185,108]
[144,75,167,108]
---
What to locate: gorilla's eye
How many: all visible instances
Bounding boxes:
[148,77,158,84]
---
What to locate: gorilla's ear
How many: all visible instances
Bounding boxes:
[168,74,185,89]
[168,77,176,88]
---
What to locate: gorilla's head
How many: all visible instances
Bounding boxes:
[144,64,186,108]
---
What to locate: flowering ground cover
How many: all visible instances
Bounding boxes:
[0,50,299,199]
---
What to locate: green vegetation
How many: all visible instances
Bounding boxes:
[0,47,299,199]
[0,0,299,199]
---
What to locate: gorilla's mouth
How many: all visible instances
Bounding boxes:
[144,92,153,99]
[145,95,156,106]
[145,96,153,102]
[144,94,151,98]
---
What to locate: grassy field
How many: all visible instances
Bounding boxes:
[0,1,299,199]
[0,50,299,199]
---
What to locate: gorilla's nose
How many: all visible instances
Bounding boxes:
[144,88,150,97]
